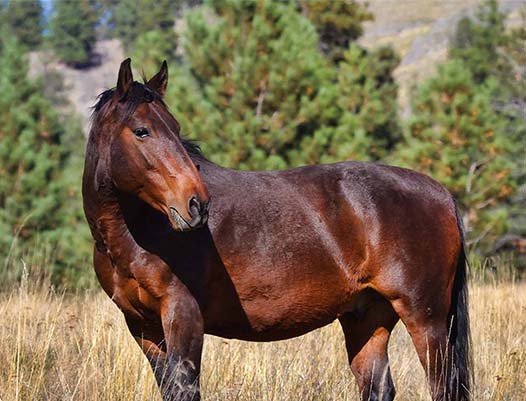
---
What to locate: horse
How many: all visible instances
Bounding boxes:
[82,59,472,401]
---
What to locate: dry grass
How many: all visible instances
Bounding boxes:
[0,275,525,401]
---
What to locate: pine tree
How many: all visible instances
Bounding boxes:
[6,0,43,50]
[49,0,98,67]
[450,0,509,85]
[291,43,401,165]
[450,0,526,250]
[451,0,525,115]
[495,20,526,247]
[131,29,178,77]
[167,0,400,169]
[300,0,373,63]
[0,33,90,284]
[0,5,5,40]
[167,0,330,170]
[110,0,178,74]
[110,0,176,48]
[394,60,514,249]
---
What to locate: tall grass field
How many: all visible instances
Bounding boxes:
[0,269,524,401]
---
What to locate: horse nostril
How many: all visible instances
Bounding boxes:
[187,196,210,228]
[189,197,201,217]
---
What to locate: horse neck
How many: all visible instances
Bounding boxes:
[83,134,141,267]
[190,154,231,184]
[92,191,143,267]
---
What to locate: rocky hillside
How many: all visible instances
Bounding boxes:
[29,0,525,134]
[359,0,525,114]
[29,39,125,132]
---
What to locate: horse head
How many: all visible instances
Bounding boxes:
[87,59,209,231]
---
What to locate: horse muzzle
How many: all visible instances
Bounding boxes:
[169,197,210,231]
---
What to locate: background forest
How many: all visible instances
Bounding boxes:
[0,0,524,288]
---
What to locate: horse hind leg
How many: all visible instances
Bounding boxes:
[384,204,471,401]
[390,274,471,401]
[339,292,399,401]
[390,295,454,401]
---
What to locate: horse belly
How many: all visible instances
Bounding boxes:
[203,261,360,341]
[204,303,340,341]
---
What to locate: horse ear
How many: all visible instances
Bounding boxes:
[116,58,133,99]
[147,60,168,97]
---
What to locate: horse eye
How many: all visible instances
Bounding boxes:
[133,127,149,138]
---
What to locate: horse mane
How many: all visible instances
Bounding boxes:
[91,82,163,119]
[181,139,206,160]
[91,83,207,160]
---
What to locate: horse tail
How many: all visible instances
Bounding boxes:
[448,201,473,401]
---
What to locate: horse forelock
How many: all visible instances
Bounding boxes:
[89,82,207,161]
[91,82,163,122]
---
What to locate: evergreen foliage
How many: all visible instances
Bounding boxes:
[394,0,525,251]
[0,5,5,37]
[109,0,178,74]
[450,0,526,248]
[494,19,526,247]
[167,0,400,169]
[132,29,178,77]
[450,1,525,149]
[6,0,43,50]
[49,0,98,67]
[301,0,373,63]
[110,0,176,49]
[168,0,329,170]
[295,44,400,164]
[0,33,90,285]
[394,60,514,248]
[450,0,509,85]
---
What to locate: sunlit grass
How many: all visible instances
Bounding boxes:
[0,270,525,401]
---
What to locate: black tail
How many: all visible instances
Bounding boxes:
[448,203,473,401]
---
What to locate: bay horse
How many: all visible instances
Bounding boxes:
[83,59,472,401]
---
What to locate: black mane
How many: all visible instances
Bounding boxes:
[181,140,206,160]
[92,81,162,118]
[92,82,206,160]
[93,88,115,112]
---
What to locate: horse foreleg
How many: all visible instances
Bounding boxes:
[339,297,399,401]
[159,284,204,401]
[125,316,172,392]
